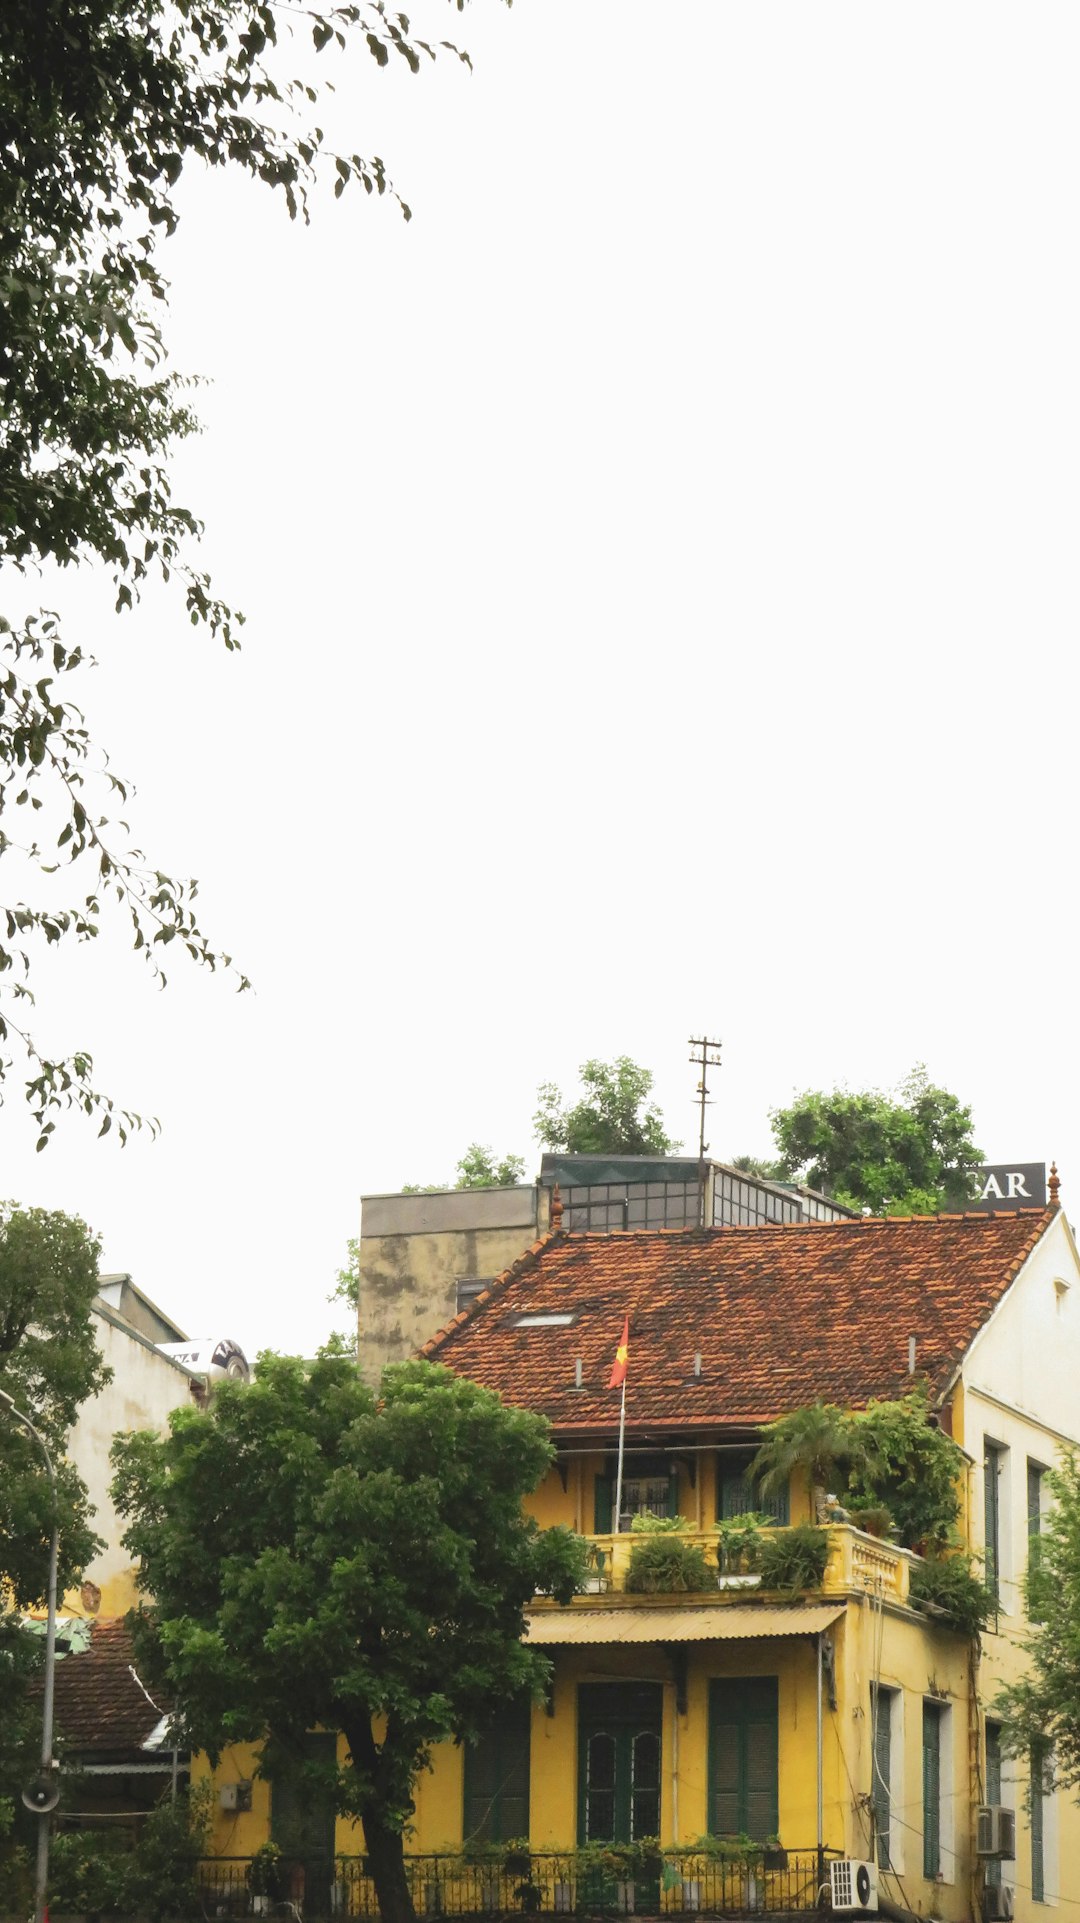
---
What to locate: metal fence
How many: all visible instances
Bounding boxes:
[195,1848,835,1918]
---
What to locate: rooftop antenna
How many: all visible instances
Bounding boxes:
[688,1035,722,1227]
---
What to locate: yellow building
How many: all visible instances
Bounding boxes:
[386,1195,1077,1923]
[193,1193,1080,1923]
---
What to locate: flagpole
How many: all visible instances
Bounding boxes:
[613,1374,627,1533]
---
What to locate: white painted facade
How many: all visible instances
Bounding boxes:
[66,1301,198,1613]
[962,1208,1080,1917]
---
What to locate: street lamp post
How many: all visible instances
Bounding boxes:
[0,1388,60,1923]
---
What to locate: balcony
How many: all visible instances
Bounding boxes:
[545,1523,914,1611]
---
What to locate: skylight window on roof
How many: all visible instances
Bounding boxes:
[506,1312,577,1329]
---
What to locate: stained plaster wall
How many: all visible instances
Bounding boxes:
[357,1186,547,1388]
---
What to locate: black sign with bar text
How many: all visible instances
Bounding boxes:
[969,1162,1046,1211]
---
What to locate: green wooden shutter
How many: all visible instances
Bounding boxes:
[984,1446,1002,1605]
[744,1710,779,1841]
[666,1468,679,1519]
[922,1704,941,1878]
[464,1699,531,1844]
[871,1687,892,1870]
[594,1475,613,1533]
[708,1679,779,1842]
[708,1703,742,1837]
[1031,1744,1046,1902]
[719,1460,751,1520]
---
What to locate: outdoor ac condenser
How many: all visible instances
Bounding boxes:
[830,1860,879,1913]
[976,1805,1017,1860]
[983,1885,1015,1921]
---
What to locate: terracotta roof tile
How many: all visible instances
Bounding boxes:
[421,1211,1052,1434]
[51,1618,171,1755]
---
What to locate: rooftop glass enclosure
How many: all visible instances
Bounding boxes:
[539,1156,856,1232]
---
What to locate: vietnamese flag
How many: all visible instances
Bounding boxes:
[607,1316,629,1390]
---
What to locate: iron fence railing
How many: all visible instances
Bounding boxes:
[195,1847,837,1918]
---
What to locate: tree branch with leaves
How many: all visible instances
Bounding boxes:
[1,0,476,1143]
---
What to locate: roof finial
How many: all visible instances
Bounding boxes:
[551,1183,564,1231]
[1049,1162,1061,1209]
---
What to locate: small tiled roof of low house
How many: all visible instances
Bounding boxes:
[418,1210,1054,1434]
[51,1618,171,1756]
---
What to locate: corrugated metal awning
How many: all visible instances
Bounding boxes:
[525,1603,844,1645]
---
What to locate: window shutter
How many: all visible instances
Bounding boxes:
[666,1469,679,1519]
[709,1679,779,1843]
[744,1712,779,1841]
[594,1475,613,1533]
[719,1465,751,1520]
[708,1715,742,1837]
[922,1705,941,1879]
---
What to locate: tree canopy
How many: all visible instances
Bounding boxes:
[0,0,470,1143]
[534,1056,680,1157]
[763,1065,982,1214]
[111,1354,586,1923]
[0,1204,107,1880]
[402,1142,527,1194]
[750,1390,964,1551]
[0,1203,107,1604]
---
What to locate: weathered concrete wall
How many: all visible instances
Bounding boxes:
[358,1185,545,1388]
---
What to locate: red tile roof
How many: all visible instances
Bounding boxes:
[52,1618,172,1755]
[420,1212,1053,1434]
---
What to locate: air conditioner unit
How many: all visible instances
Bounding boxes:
[830,1860,879,1913]
[983,1884,1015,1921]
[977,1805,1017,1860]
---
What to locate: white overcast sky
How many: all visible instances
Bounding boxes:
[3,2,1078,1357]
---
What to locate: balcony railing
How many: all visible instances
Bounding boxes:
[196,1846,839,1917]
[569,1523,913,1607]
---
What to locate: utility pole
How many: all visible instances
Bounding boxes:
[688,1035,722,1227]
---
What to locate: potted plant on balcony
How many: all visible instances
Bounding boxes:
[626,1531,713,1593]
[908,1553,995,1638]
[715,1512,769,1587]
[758,1523,830,1593]
[846,1499,896,1540]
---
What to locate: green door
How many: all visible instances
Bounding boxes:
[577,1683,663,1844]
[464,1696,532,1844]
[708,1679,779,1841]
[271,1732,338,1914]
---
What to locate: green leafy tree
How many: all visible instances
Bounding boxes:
[402,1144,528,1194]
[768,1065,982,1214]
[729,1153,785,1181]
[110,1354,586,1923]
[750,1392,965,1550]
[848,1390,963,1552]
[750,1401,863,1518]
[330,1234,361,1315]
[994,1452,1080,1782]
[0,1204,107,1875]
[534,1057,680,1157]
[0,0,471,1143]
